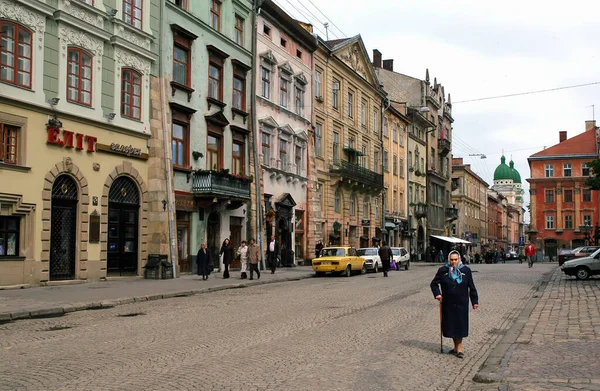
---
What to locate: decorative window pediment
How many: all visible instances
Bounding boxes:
[258,116,279,130]
[295,130,308,143]
[279,124,294,136]
[294,72,308,86]
[278,62,293,80]
[260,50,277,66]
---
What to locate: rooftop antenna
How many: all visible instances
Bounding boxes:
[587,104,595,120]
[323,22,329,41]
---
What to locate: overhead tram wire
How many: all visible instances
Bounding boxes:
[271,0,329,38]
[274,0,337,39]
[303,0,348,38]
[453,81,600,104]
[451,135,494,181]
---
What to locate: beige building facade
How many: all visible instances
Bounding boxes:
[311,36,385,250]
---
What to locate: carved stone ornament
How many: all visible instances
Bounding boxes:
[59,25,104,58]
[117,25,151,50]
[65,157,73,172]
[0,0,46,49]
[340,43,366,78]
[115,47,151,89]
[63,0,104,29]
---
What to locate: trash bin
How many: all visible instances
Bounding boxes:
[144,254,173,279]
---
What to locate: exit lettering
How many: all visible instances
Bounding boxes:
[47,127,97,153]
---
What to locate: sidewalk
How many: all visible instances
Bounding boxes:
[469,269,600,390]
[0,267,314,323]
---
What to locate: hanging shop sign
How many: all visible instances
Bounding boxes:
[175,192,196,212]
[96,143,149,160]
[47,127,97,152]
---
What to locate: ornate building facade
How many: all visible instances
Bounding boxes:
[0,0,160,285]
[492,155,525,251]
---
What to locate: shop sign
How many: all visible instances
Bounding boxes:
[47,127,97,152]
[96,143,149,160]
[175,192,195,212]
[361,219,370,226]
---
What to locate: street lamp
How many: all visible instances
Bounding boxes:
[579,224,593,245]
[468,153,487,159]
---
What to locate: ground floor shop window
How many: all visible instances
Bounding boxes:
[177,211,190,273]
[0,216,19,256]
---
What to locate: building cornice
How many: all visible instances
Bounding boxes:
[528,154,597,161]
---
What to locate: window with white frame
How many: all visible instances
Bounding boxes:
[315,123,322,157]
[347,90,353,118]
[545,164,554,177]
[584,215,592,226]
[279,77,288,107]
[565,215,573,229]
[383,118,388,137]
[261,67,270,99]
[563,163,572,177]
[315,70,322,98]
[332,79,339,109]
[332,131,339,162]
[350,192,356,216]
[399,126,403,145]
[361,101,366,126]
[393,122,397,141]
[261,131,271,165]
[294,144,303,175]
[546,215,554,229]
[279,137,288,170]
[373,108,377,134]
[582,163,590,176]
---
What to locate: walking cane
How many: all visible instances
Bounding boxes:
[439,298,443,354]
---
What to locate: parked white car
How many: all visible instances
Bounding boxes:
[391,247,410,270]
[357,247,381,273]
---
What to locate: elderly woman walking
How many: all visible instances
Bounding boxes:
[430,250,479,358]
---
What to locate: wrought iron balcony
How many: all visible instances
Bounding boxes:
[191,170,251,199]
[329,159,384,189]
[446,206,458,221]
[438,138,451,156]
[414,203,428,218]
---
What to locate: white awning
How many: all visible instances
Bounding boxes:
[385,222,396,230]
[430,235,471,244]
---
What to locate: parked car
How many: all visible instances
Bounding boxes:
[391,247,410,270]
[558,246,600,266]
[312,247,366,277]
[504,251,518,260]
[561,248,600,280]
[357,247,381,272]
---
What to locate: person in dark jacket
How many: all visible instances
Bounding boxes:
[430,250,479,358]
[315,240,324,258]
[219,238,234,279]
[196,243,212,281]
[378,241,392,277]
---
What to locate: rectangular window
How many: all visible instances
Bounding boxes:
[399,126,403,145]
[393,123,398,141]
[174,0,186,9]
[261,67,270,99]
[374,150,379,173]
[347,91,353,117]
[545,189,553,203]
[296,49,302,59]
[546,215,554,229]
[208,63,222,100]
[207,133,222,171]
[399,158,404,177]
[361,101,366,126]
[67,48,93,106]
[0,123,19,165]
[232,75,245,110]
[583,188,592,202]
[315,70,322,97]
[172,122,188,167]
[261,132,271,165]
[295,145,302,175]
[234,15,244,46]
[232,140,244,175]
[545,164,554,177]
[361,144,367,168]
[582,163,590,176]
[332,80,339,109]
[279,139,288,170]
[295,86,304,115]
[383,118,388,137]
[280,78,288,107]
[315,123,322,157]
[333,132,339,162]
[373,109,377,134]
[584,215,592,226]
[393,154,397,175]
[563,163,572,177]
[263,24,271,37]
[383,150,389,171]
[564,189,573,202]
[565,215,573,229]
[123,0,143,29]
[0,22,32,88]
[173,45,189,86]
[0,217,19,257]
[121,68,142,120]
[210,0,221,31]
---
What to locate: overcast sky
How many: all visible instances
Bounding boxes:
[274,0,600,223]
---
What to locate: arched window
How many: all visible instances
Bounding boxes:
[350,192,356,216]
[67,47,93,106]
[121,68,142,120]
[334,188,341,213]
[0,22,32,88]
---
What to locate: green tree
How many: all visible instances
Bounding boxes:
[584,159,600,189]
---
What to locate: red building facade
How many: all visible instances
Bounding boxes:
[527,121,599,259]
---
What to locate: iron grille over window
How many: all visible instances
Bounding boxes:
[109,177,139,204]
[52,175,78,200]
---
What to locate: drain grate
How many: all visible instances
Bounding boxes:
[117,312,146,317]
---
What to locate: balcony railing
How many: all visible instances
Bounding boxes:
[191,171,251,199]
[446,206,458,221]
[414,203,428,218]
[438,138,451,156]
[329,159,383,189]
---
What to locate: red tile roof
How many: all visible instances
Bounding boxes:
[530,128,597,157]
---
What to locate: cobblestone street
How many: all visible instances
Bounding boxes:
[0,263,554,391]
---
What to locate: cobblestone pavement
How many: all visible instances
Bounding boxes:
[466,269,600,391]
[0,263,554,391]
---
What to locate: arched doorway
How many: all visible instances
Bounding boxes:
[278,217,291,266]
[207,212,220,269]
[50,175,79,280]
[107,177,140,276]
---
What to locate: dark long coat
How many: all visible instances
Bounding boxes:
[430,265,478,338]
[220,243,234,265]
[196,248,212,276]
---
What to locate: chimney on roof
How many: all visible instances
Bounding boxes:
[585,120,596,131]
[373,49,382,68]
[382,59,394,72]
[559,131,567,143]
[452,157,463,165]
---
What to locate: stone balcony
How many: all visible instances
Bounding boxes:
[446,206,458,221]
[191,170,251,200]
[438,138,451,156]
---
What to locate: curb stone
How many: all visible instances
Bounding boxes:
[472,268,555,385]
[0,273,314,323]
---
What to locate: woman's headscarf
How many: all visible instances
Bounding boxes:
[445,250,465,284]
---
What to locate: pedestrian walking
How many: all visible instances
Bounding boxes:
[525,242,536,268]
[237,240,248,279]
[247,238,261,280]
[267,235,277,274]
[315,240,324,258]
[219,238,234,279]
[196,243,212,281]
[438,250,444,264]
[430,250,479,358]
[518,247,525,264]
[378,240,393,277]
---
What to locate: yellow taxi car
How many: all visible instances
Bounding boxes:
[312,246,366,277]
